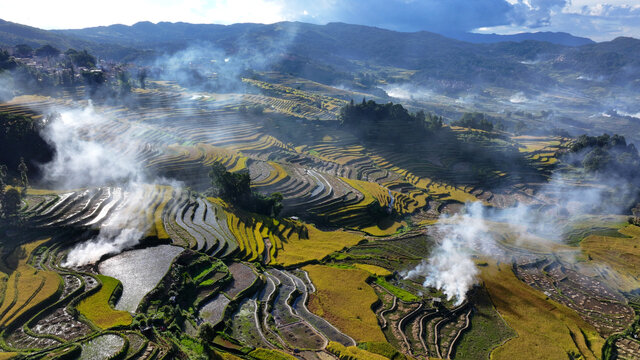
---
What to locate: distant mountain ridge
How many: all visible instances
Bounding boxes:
[447,31,594,46]
[0,18,144,60]
[0,19,639,92]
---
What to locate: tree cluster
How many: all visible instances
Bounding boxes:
[339,99,442,142]
[0,112,54,181]
[452,112,495,131]
[568,134,640,176]
[630,204,640,226]
[65,49,97,68]
[0,50,18,72]
[0,161,27,221]
[208,162,283,217]
[34,44,60,58]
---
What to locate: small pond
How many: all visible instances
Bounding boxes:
[98,245,183,312]
[80,334,124,360]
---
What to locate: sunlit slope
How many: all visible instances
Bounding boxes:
[481,260,604,360]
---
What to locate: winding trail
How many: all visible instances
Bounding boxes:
[447,309,472,359]
[379,296,397,329]
[398,302,423,356]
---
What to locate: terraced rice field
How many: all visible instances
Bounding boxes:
[76,275,133,329]
[0,239,61,331]
[0,77,619,360]
[303,265,386,343]
[2,89,528,237]
[480,260,604,360]
[200,294,231,326]
[581,224,640,290]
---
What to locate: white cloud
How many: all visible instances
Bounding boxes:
[476,1,640,40]
[1,0,638,40]
[0,0,288,29]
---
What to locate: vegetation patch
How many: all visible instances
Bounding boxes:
[354,264,392,277]
[373,278,420,303]
[327,341,389,360]
[248,348,297,360]
[453,286,515,360]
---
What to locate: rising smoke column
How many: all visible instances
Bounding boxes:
[63,184,152,267]
[40,104,143,188]
[405,202,495,305]
[39,104,164,267]
[404,170,636,305]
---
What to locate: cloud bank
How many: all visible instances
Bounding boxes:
[2,0,638,41]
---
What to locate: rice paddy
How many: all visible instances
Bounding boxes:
[0,70,634,360]
[304,265,386,343]
[480,260,604,360]
[76,275,133,329]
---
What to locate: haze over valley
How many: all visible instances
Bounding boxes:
[0,2,640,359]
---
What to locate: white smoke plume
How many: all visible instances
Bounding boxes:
[40,104,142,189]
[405,172,636,305]
[405,202,494,305]
[39,103,177,267]
[380,83,434,101]
[63,184,149,267]
[0,73,15,102]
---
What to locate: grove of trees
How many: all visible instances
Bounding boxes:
[568,134,640,176]
[452,112,495,131]
[339,99,443,142]
[209,161,283,217]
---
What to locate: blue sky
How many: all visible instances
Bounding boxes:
[1,0,639,41]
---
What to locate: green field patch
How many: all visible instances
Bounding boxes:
[562,215,629,246]
[249,348,297,360]
[453,286,515,359]
[77,275,132,329]
[373,277,420,303]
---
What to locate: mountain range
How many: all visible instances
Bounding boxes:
[1,18,639,92]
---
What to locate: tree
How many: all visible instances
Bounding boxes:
[582,148,611,173]
[14,44,33,58]
[0,50,17,71]
[632,203,640,225]
[137,68,148,89]
[452,112,494,131]
[35,44,60,58]
[67,49,96,68]
[1,188,21,219]
[0,164,7,191]
[82,70,106,95]
[209,161,284,217]
[117,71,132,94]
[209,162,251,204]
[18,157,28,191]
[198,323,215,343]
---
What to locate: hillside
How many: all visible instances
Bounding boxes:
[52,21,640,90]
[0,19,144,60]
[0,19,636,93]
